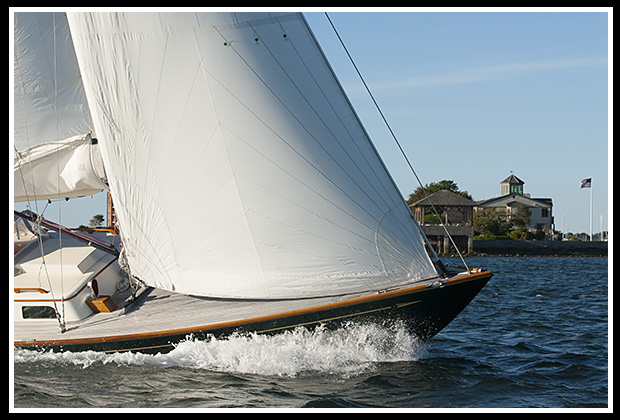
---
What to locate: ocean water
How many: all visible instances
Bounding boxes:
[12,256,609,410]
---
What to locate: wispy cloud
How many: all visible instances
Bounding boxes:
[352,56,607,95]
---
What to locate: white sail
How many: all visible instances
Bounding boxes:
[14,133,106,202]
[67,12,437,299]
[14,12,107,202]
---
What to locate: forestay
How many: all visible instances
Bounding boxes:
[67,12,437,299]
[13,12,107,202]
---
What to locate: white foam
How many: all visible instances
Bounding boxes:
[13,321,425,377]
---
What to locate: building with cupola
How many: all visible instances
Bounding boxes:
[475,174,554,235]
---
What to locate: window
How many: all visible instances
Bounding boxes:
[510,184,523,194]
[541,208,549,218]
[22,306,57,319]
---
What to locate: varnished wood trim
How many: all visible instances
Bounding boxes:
[14,288,49,294]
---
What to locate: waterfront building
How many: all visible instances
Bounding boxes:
[410,189,475,255]
[475,174,554,234]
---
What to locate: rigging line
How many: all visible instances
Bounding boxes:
[242,21,389,221]
[14,13,64,330]
[210,25,384,230]
[13,146,32,204]
[321,12,446,268]
[299,14,418,241]
[293,16,413,247]
[255,18,396,215]
[31,204,66,331]
[324,12,469,273]
[52,13,67,331]
[226,16,415,238]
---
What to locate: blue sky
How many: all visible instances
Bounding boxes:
[305,9,610,235]
[14,8,610,236]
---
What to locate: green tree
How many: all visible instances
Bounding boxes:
[474,204,541,240]
[507,204,533,240]
[473,208,512,239]
[89,214,105,228]
[406,180,472,206]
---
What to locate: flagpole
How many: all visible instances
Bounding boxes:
[589,174,593,241]
[580,176,593,240]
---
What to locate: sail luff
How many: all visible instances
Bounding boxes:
[67,12,437,299]
[297,13,405,211]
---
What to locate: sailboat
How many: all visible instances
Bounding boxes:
[13,11,492,354]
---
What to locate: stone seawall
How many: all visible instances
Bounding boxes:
[473,240,608,257]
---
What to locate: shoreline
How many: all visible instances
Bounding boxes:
[470,253,608,258]
[469,239,608,257]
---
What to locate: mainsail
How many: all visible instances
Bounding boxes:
[67,12,438,299]
[14,12,107,202]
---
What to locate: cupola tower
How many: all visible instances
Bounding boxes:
[500,174,524,196]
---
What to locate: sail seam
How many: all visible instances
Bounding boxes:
[211,25,383,229]
[228,139,377,248]
[292,16,420,252]
[194,22,267,288]
[256,17,397,216]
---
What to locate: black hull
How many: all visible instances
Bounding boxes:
[15,270,492,354]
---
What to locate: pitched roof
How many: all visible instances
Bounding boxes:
[500,174,524,185]
[475,194,552,208]
[411,189,475,207]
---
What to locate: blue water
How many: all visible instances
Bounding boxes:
[12,257,609,409]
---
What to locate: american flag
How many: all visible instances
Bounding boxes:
[580,178,592,189]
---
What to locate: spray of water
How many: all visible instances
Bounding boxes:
[13,321,425,377]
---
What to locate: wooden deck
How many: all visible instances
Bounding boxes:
[14,281,410,344]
